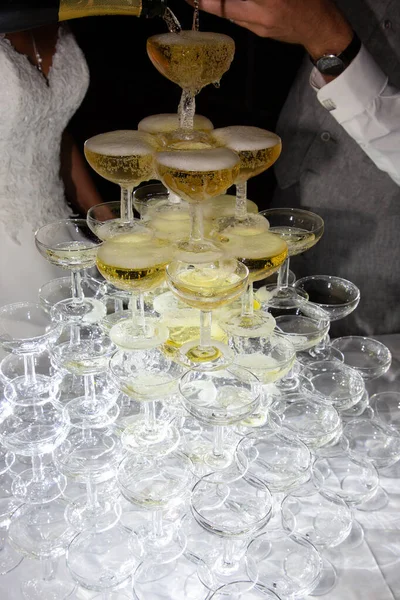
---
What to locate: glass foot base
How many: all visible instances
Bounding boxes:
[39,276,104,313]
[121,421,180,457]
[179,339,234,371]
[63,394,116,424]
[110,318,169,350]
[50,298,106,325]
[258,285,308,310]
[100,310,131,333]
[92,593,131,600]
[12,467,67,504]
[356,486,389,512]
[65,496,122,532]
[340,519,364,549]
[176,238,224,264]
[296,346,344,367]
[221,311,276,339]
[0,541,23,575]
[5,375,59,407]
[133,523,187,564]
[67,403,120,430]
[310,558,337,596]
[21,578,75,600]
[197,552,258,591]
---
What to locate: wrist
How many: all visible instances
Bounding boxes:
[304,18,354,61]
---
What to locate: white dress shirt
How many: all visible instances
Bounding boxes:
[310,45,400,186]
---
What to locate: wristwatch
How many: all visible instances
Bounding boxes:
[312,32,361,76]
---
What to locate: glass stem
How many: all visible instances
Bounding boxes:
[169,191,181,204]
[152,510,164,539]
[189,204,204,244]
[120,186,134,222]
[84,374,97,414]
[114,298,124,312]
[213,426,225,458]
[221,538,237,573]
[70,322,81,346]
[71,270,84,305]
[178,89,195,130]
[137,293,146,330]
[23,354,37,386]
[0,527,6,552]
[311,332,330,356]
[277,257,290,289]
[241,283,254,317]
[144,401,157,432]
[102,592,112,600]
[31,454,44,482]
[199,311,212,349]
[86,478,99,512]
[235,182,248,221]
[41,557,56,582]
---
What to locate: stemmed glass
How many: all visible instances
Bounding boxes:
[166,258,248,370]
[96,227,175,350]
[67,521,139,599]
[258,208,324,308]
[190,469,273,591]
[0,444,23,575]
[147,31,234,147]
[138,112,214,149]
[109,347,186,456]
[84,130,157,226]
[281,488,353,595]
[212,125,281,231]
[8,500,76,599]
[247,529,322,599]
[155,147,240,259]
[35,219,105,324]
[179,365,260,471]
[294,275,360,364]
[117,451,193,564]
[330,336,392,380]
[0,303,61,406]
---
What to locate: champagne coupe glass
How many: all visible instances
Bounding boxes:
[139,112,215,155]
[330,336,392,380]
[84,130,157,227]
[258,208,324,308]
[237,430,312,496]
[179,365,260,471]
[35,219,105,324]
[369,391,400,432]
[39,275,105,319]
[155,147,240,258]
[0,303,61,406]
[313,451,379,547]
[247,529,322,599]
[166,258,249,370]
[212,126,281,231]
[132,181,173,218]
[191,469,273,591]
[294,275,360,364]
[147,31,234,146]
[0,443,23,575]
[96,227,175,350]
[109,347,186,456]
[218,228,288,337]
[0,402,70,504]
[204,193,259,222]
[54,426,124,532]
[67,521,139,598]
[300,361,366,414]
[208,581,282,599]
[281,488,353,595]
[8,500,76,600]
[117,452,193,564]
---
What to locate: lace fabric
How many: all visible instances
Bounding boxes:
[0,26,90,243]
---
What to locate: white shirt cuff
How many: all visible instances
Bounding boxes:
[310,45,388,122]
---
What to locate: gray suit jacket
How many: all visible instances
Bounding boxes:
[272,0,400,336]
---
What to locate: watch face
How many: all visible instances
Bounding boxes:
[316,55,345,76]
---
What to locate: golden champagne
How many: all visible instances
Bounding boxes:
[155,148,240,204]
[217,224,288,282]
[167,260,248,311]
[138,113,214,134]
[147,31,235,93]
[96,232,175,292]
[46,241,98,270]
[84,130,156,186]
[269,226,320,256]
[212,126,282,183]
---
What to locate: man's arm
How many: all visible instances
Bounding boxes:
[195,0,400,185]
[60,130,104,215]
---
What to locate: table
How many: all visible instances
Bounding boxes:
[0,336,399,599]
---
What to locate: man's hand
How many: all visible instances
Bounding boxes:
[194,0,353,59]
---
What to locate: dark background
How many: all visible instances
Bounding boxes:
[67,1,304,209]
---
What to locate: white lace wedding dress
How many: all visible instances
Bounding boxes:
[0,26,89,306]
